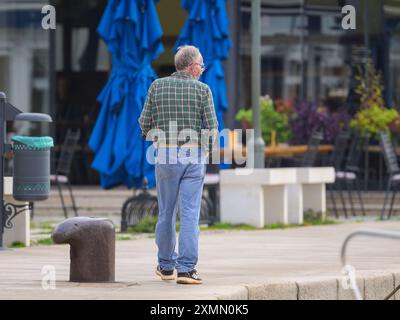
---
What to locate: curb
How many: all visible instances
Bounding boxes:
[216,272,400,300]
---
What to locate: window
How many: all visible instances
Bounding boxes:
[0,0,50,136]
[239,0,354,109]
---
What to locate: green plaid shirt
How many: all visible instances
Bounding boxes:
[139,71,219,152]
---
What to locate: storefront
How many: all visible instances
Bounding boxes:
[1,0,400,184]
[239,0,400,113]
[0,0,51,136]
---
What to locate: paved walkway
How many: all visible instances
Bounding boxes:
[1,220,400,299]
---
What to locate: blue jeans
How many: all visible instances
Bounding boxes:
[155,147,206,273]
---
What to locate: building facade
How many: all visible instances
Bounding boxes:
[1,0,400,184]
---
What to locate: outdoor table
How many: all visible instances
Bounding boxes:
[265,144,333,157]
[216,144,333,161]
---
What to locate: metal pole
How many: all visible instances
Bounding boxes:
[363,0,370,191]
[380,0,391,108]
[363,0,370,84]
[248,0,265,168]
[0,92,5,248]
[225,0,241,129]
[300,0,306,101]
[363,0,370,53]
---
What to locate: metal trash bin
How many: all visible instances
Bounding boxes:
[11,136,54,201]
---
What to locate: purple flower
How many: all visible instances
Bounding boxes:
[290,99,350,144]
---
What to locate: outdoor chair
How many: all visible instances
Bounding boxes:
[282,128,324,168]
[120,184,217,233]
[327,129,351,218]
[379,131,400,220]
[335,131,368,218]
[202,163,220,224]
[50,129,80,218]
[300,129,324,167]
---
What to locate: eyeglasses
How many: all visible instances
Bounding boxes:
[192,62,206,72]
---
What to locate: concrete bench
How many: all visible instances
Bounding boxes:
[220,168,298,228]
[288,168,335,224]
[220,167,335,228]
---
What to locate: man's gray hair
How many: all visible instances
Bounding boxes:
[174,45,201,71]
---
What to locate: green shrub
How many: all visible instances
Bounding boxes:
[116,235,132,241]
[128,215,158,233]
[303,209,323,222]
[235,96,291,145]
[350,105,398,136]
[10,241,25,248]
[264,223,290,229]
[351,59,398,136]
[303,209,337,226]
[235,108,252,125]
[35,238,53,245]
[201,223,256,231]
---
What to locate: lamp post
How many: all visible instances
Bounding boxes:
[0,92,5,247]
[248,0,265,169]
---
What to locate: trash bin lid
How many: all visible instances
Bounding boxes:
[11,136,54,149]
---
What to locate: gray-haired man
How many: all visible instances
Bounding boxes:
[139,45,219,284]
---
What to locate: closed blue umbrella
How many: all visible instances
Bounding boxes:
[175,0,231,154]
[89,0,164,189]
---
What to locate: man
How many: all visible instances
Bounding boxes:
[139,45,219,284]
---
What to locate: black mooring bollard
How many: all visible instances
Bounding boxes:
[52,217,115,282]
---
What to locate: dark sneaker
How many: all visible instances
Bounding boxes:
[177,269,203,284]
[155,266,176,280]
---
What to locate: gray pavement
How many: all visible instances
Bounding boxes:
[1,220,400,299]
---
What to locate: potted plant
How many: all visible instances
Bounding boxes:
[235,108,252,130]
[274,98,293,115]
[389,115,400,135]
[350,59,398,137]
[350,105,398,136]
[235,96,292,145]
[290,99,350,145]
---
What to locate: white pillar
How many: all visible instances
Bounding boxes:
[287,184,304,224]
[263,185,289,225]
[303,183,326,220]
[220,184,264,228]
[3,178,31,247]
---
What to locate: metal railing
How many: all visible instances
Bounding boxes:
[341,228,400,300]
